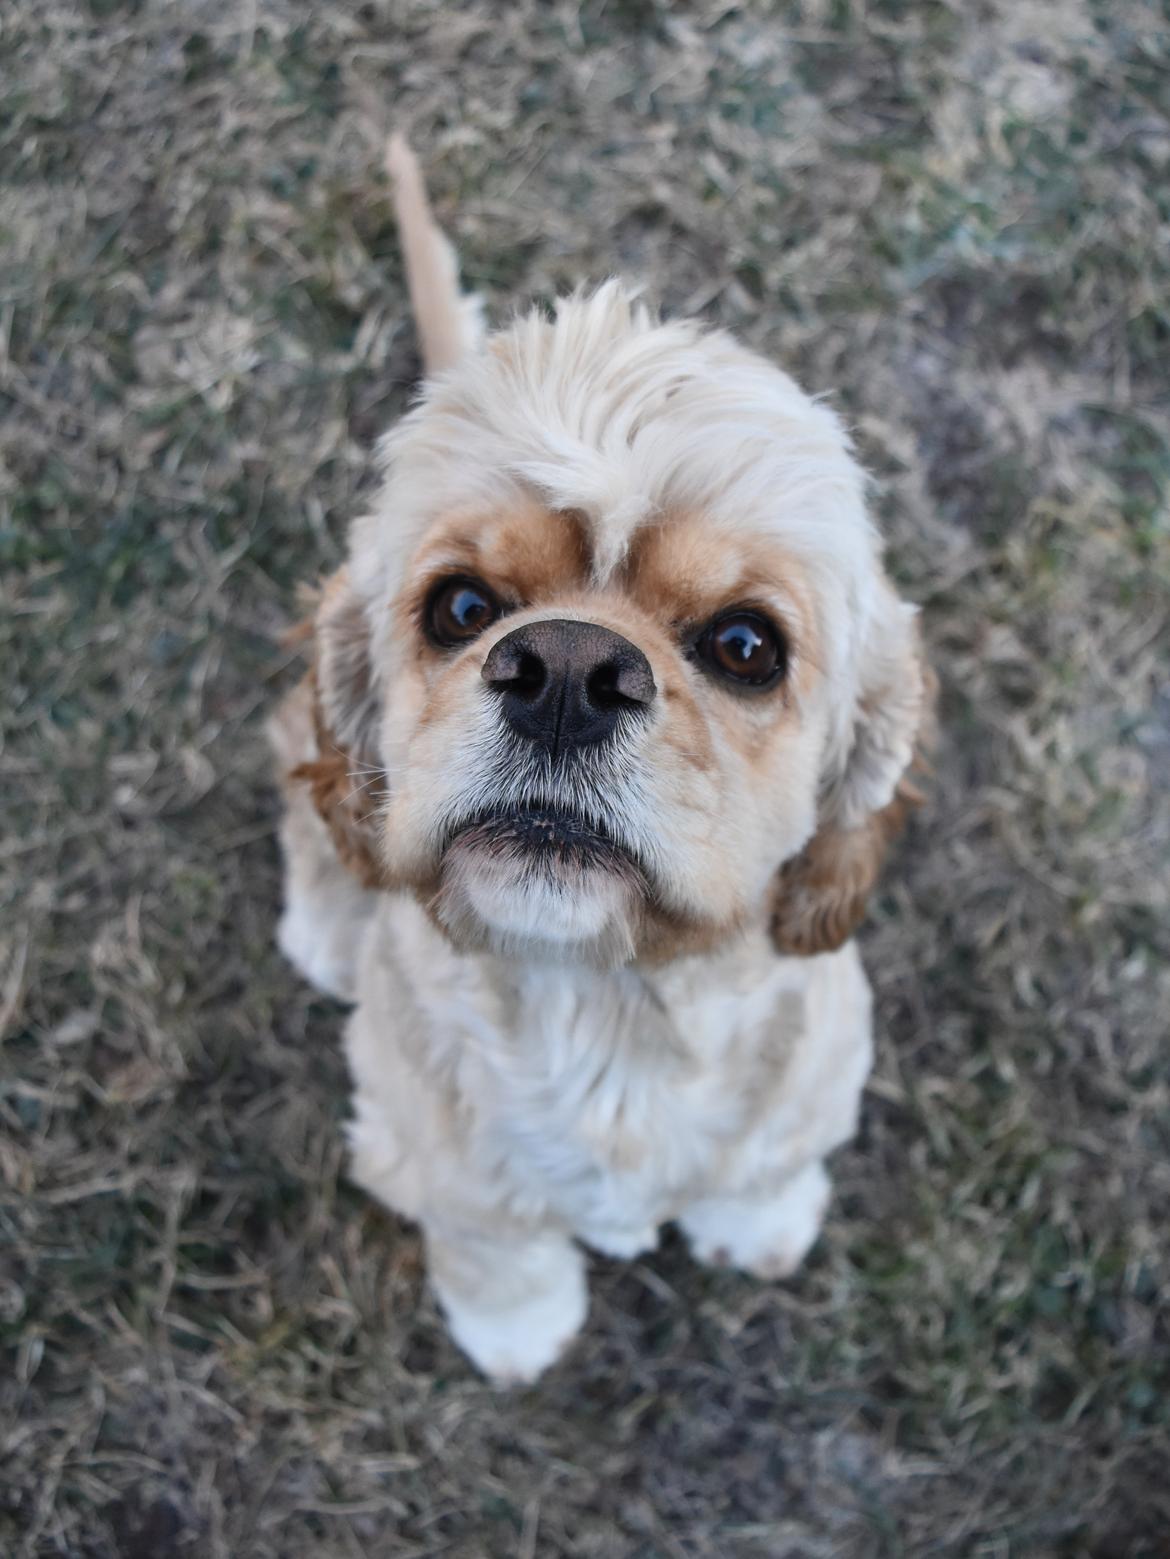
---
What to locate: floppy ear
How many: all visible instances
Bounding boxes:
[770,580,934,956]
[289,568,389,889]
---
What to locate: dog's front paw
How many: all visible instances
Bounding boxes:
[681,1161,830,1280]
[435,1247,588,1386]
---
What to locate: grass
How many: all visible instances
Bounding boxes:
[2,0,1168,1554]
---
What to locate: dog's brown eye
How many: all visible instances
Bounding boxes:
[426,576,501,647]
[699,611,786,688]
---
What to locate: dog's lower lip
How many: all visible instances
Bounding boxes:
[455,806,610,846]
[446,807,633,868]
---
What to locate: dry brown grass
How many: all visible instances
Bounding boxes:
[2,2,1168,1554]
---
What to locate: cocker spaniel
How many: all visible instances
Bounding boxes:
[268,138,932,1383]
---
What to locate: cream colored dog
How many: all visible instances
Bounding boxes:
[269,139,931,1383]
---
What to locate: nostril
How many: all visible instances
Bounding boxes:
[513,650,546,699]
[587,656,655,710]
[588,662,616,703]
[587,660,623,710]
[482,638,547,699]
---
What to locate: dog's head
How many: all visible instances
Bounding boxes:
[307,285,930,965]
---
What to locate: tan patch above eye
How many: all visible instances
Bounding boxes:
[409,499,591,607]
[624,512,820,687]
[624,516,746,626]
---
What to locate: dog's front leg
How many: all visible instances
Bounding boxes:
[269,679,377,1002]
[426,1221,587,1385]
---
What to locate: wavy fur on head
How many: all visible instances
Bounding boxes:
[268,139,934,1384]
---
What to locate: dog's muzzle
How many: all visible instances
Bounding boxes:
[481,618,655,757]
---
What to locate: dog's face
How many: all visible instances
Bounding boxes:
[311,287,928,965]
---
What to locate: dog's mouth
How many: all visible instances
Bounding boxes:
[434,803,649,956]
[445,805,643,880]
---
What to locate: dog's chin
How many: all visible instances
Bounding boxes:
[433,810,645,967]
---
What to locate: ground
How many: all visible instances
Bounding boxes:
[1,1,1168,1554]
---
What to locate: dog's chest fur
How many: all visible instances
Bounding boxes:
[348,896,872,1240]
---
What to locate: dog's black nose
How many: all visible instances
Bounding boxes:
[482,618,656,754]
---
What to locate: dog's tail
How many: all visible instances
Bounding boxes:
[385,134,485,376]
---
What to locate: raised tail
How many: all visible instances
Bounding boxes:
[385,134,485,376]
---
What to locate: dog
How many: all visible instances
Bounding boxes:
[268,137,932,1383]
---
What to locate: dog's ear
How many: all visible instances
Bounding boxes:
[770,579,934,956]
[314,567,381,763]
[290,568,389,889]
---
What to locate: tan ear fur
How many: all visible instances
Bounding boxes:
[771,601,935,957]
[769,769,927,955]
[287,568,389,890]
